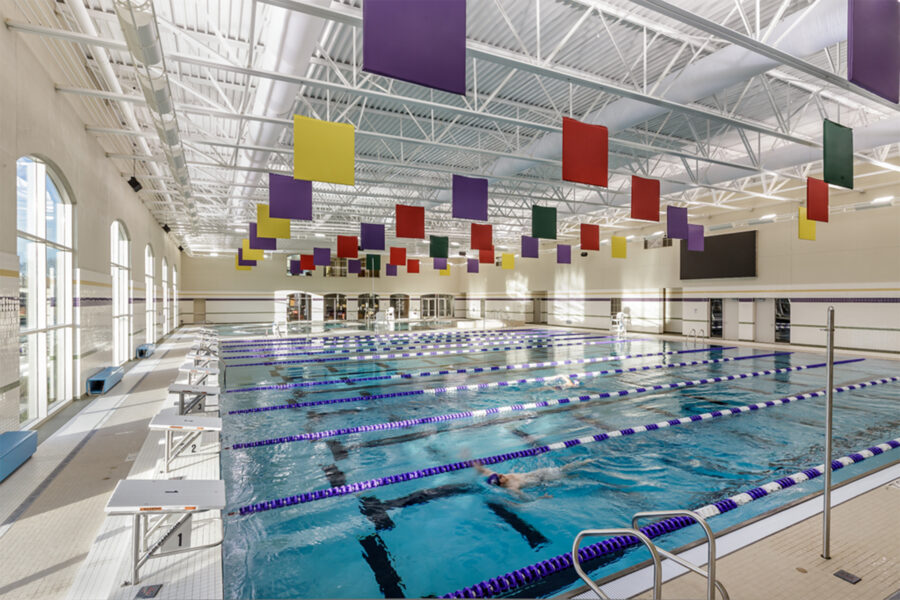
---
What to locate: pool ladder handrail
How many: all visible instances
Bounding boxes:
[571,510,728,600]
[572,528,662,599]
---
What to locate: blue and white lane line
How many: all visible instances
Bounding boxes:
[224,346,735,393]
[227,354,842,416]
[226,352,789,434]
[233,371,892,518]
[220,327,548,348]
[221,329,581,352]
[223,333,611,360]
[443,434,900,598]
[225,336,648,369]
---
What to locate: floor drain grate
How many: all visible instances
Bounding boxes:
[135,584,162,598]
[833,569,861,584]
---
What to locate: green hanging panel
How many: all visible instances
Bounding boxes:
[429,235,449,258]
[823,120,853,190]
[532,205,557,240]
[366,253,381,271]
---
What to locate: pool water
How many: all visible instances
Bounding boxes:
[214,319,460,338]
[218,329,900,599]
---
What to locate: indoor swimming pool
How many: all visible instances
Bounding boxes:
[213,319,459,338]
[217,328,900,599]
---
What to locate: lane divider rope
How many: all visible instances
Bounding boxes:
[224,337,649,369]
[221,329,579,352]
[223,333,611,360]
[224,346,736,393]
[220,327,545,347]
[226,352,789,437]
[231,361,878,517]
[227,353,820,415]
[443,434,900,598]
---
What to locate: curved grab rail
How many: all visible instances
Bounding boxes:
[632,510,729,600]
[571,528,662,599]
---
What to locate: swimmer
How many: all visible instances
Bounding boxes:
[474,458,594,493]
[534,376,581,393]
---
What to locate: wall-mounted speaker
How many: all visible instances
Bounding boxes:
[162,224,171,233]
[127,176,142,192]
[581,251,588,257]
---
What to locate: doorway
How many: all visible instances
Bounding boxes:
[287,293,312,322]
[709,298,723,338]
[775,298,791,343]
[193,298,206,323]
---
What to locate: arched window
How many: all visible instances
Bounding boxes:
[17,156,74,425]
[389,294,410,319]
[145,245,156,343]
[110,221,131,366]
[324,293,347,320]
[161,258,170,335]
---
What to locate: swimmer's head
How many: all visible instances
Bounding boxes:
[486,473,502,486]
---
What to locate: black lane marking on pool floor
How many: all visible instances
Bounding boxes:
[485,502,549,549]
[322,464,347,487]
[326,439,349,461]
[359,534,406,598]
[359,484,477,531]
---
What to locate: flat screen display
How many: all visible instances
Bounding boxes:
[679,230,757,280]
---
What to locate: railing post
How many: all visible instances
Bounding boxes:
[822,305,835,559]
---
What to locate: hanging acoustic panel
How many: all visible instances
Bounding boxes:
[389,247,407,266]
[386,264,398,276]
[470,223,493,251]
[557,244,571,264]
[521,235,539,258]
[237,247,257,266]
[433,257,447,270]
[268,173,312,220]
[313,247,331,266]
[798,207,816,241]
[293,115,355,185]
[236,254,252,271]
[337,235,359,258]
[360,223,386,251]
[366,254,381,272]
[467,258,479,273]
[848,0,900,104]
[439,266,451,276]
[241,239,263,261]
[532,205,557,239]
[666,205,689,239]
[430,235,449,258]
[501,253,515,270]
[289,259,301,275]
[479,248,494,264]
[562,116,608,187]
[257,204,291,239]
[362,0,467,95]
[452,175,488,221]
[611,236,627,259]
[348,259,362,274]
[407,259,420,274]
[300,254,315,271]
[806,178,829,223]
[396,204,425,239]
[687,224,705,252]
[580,224,600,251]
[249,223,277,251]
[631,176,660,222]
[823,120,854,190]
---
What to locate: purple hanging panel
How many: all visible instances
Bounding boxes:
[360,223,386,250]
[666,206,689,240]
[521,235,539,258]
[269,173,313,220]
[848,0,900,104]
[452,175,489,221]
[687,224,705,252]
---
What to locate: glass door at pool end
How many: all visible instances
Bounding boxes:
[324,293,347,320]
[775,298,791,343]
[390,294,410,319]
[709,298,723,338]
[287,293,312,322]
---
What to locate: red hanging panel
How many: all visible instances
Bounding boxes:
[395,204,426,238]
[337,235,358,258]
[562,117,608,188]
[300,254,315,271]
[479,248,494,264]
[471,223,493,250]
[631,176,660,222]
[389,247,407,266]
[407,259,420,273]
[806,178,829,222]
[580,224,600,251]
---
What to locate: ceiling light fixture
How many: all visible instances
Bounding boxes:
[871,195,894,205]
[761,213,777,221]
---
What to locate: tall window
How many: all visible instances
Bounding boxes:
[145,245,156,343]
[358,294,380,320]
[17,156,74,425]
[390,294,410,319]
[172,267,178,329]
[111,221,131,366]
[324,293,347,320]
[161,258,170,336]
[421,294,454,318]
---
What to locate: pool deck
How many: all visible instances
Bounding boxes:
[0,324,897,600]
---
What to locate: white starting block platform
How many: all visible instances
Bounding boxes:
[169,382,220,414]
[149,410,223,473]
[105,479,226,586]
[178,362,220,376]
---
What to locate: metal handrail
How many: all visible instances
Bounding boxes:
[631,510,729,600]
[571,528,662,599]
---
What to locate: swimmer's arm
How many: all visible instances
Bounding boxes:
[472,461,492,476]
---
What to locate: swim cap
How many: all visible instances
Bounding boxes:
[486,473,501,486]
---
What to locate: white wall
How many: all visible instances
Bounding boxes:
[0,16,180,433]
